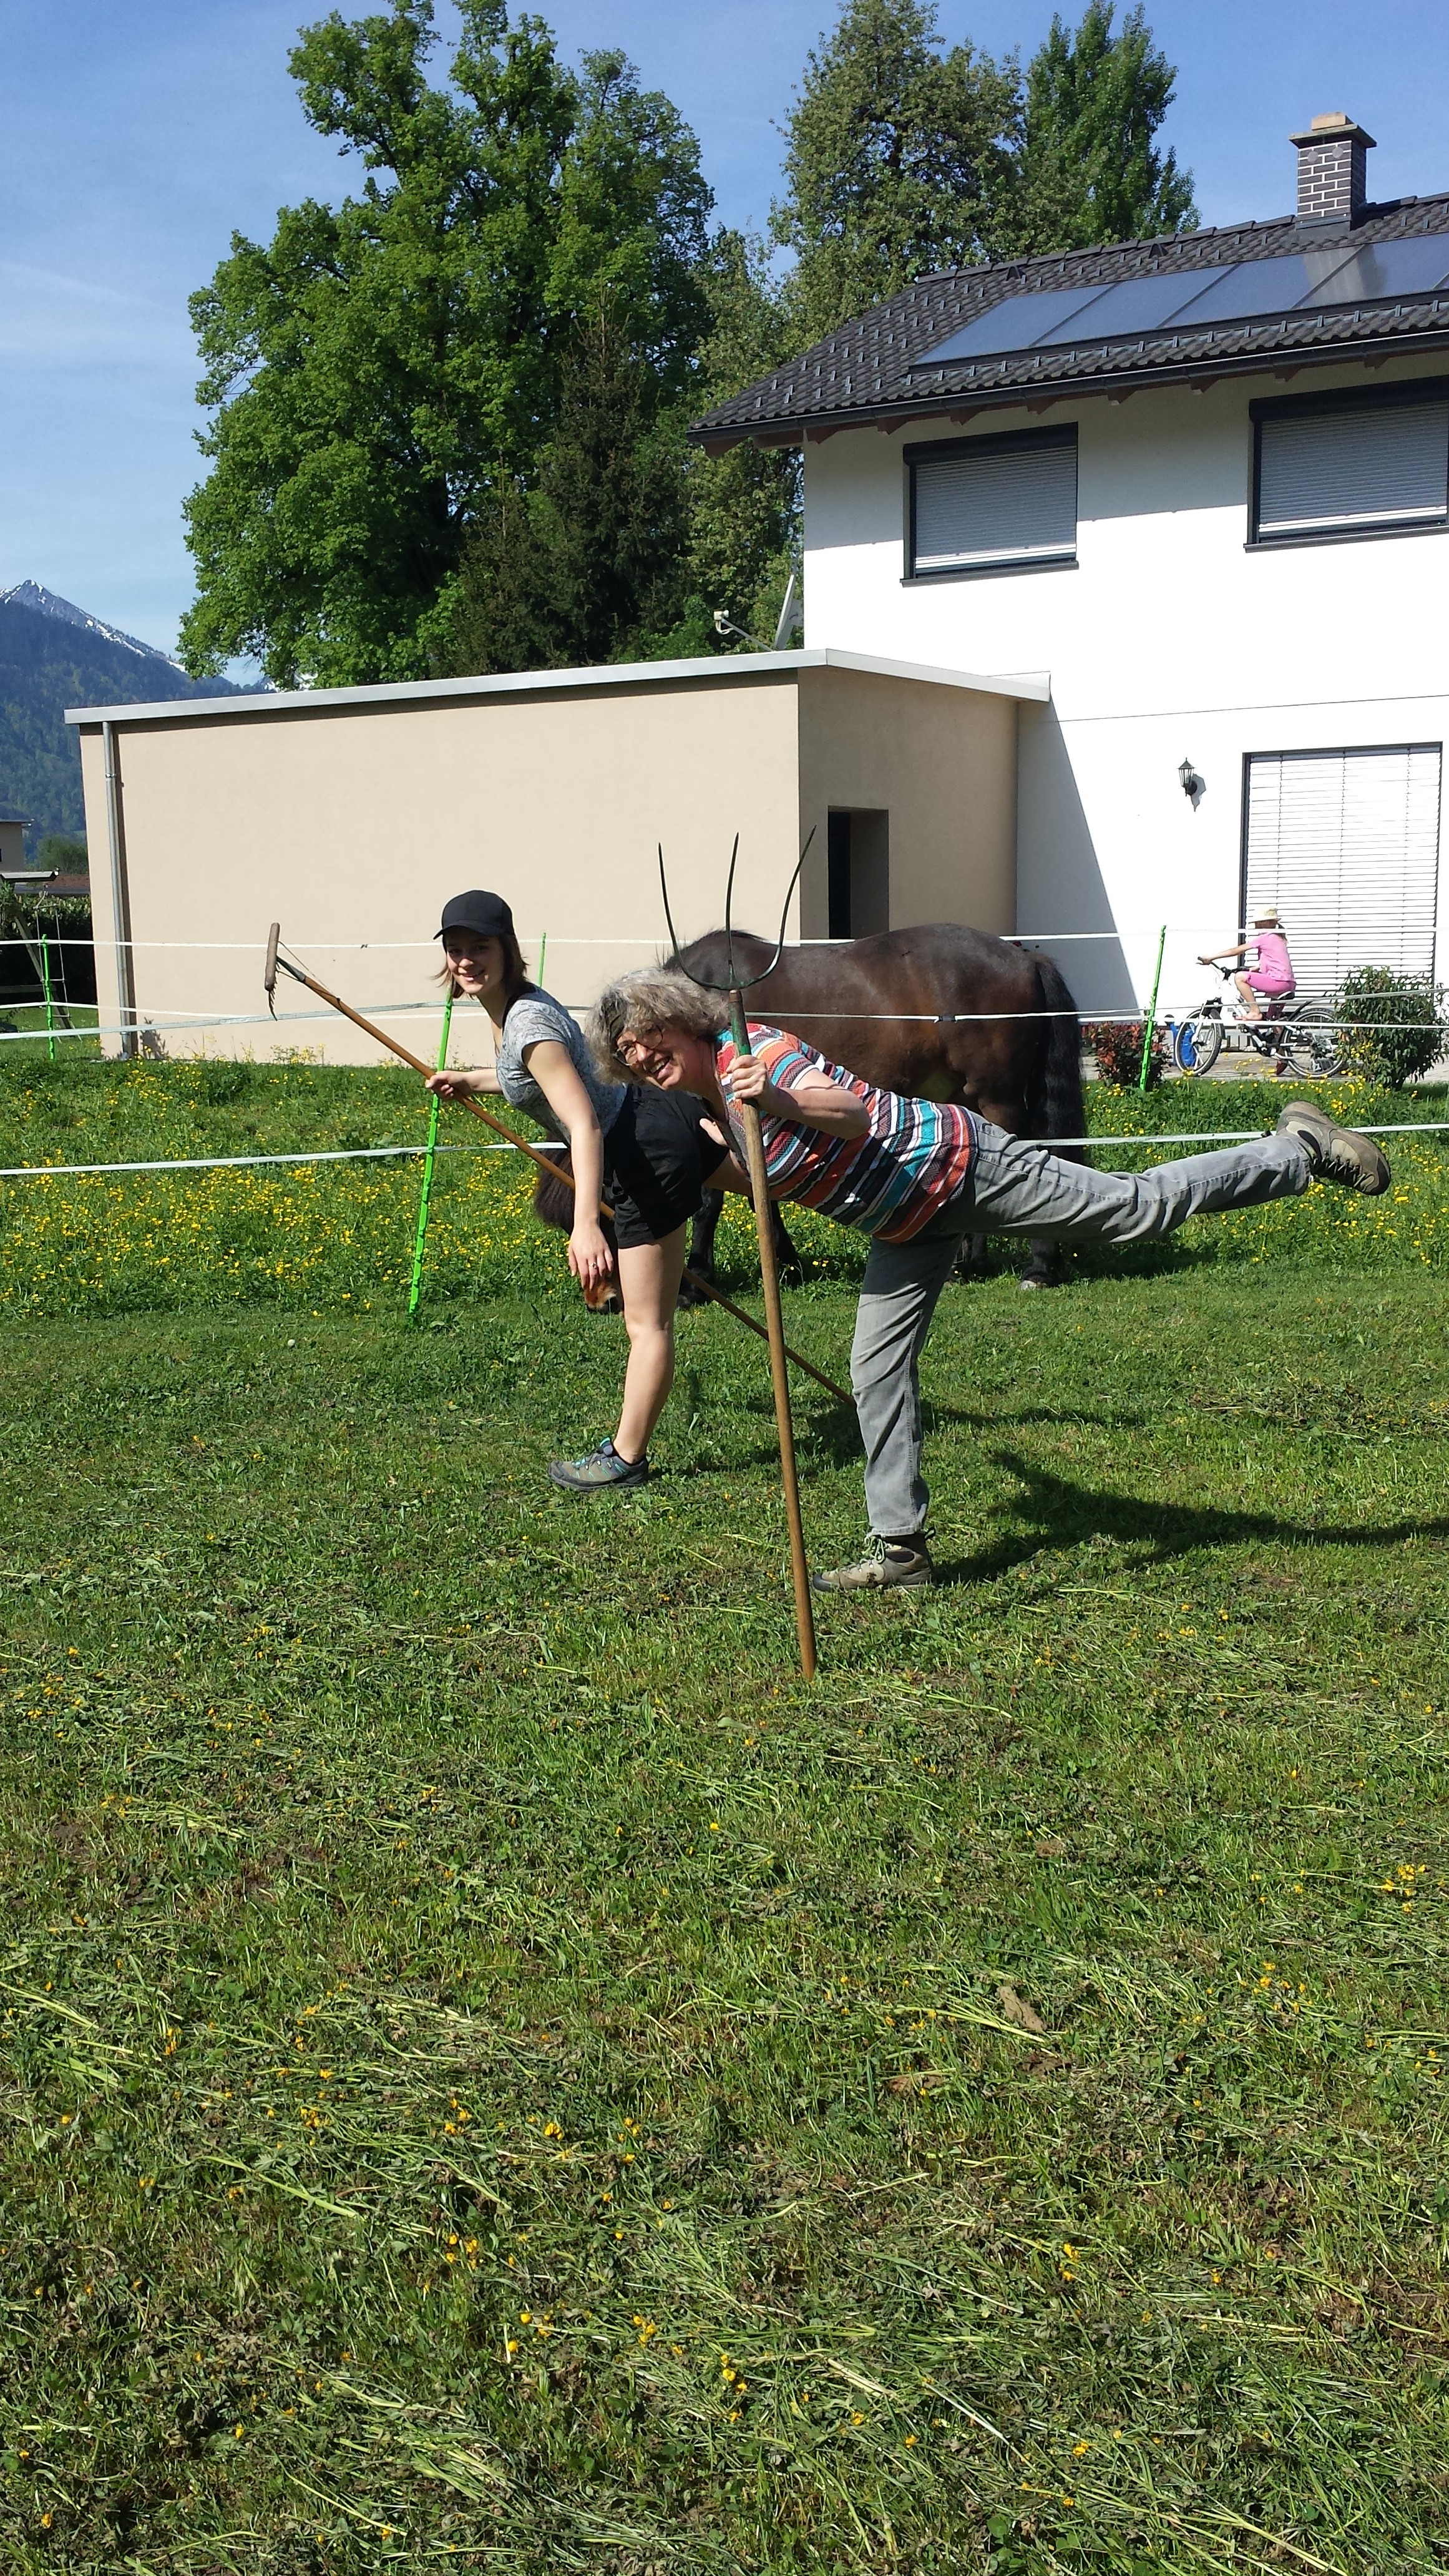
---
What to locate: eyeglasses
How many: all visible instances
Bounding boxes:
[615,1030,670,1067]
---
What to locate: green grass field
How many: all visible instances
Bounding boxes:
[1,1057,1448,1319]
[0,1065,1447,2572]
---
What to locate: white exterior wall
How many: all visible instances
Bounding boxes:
[804,351,1449,1013]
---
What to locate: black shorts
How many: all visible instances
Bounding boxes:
[603,1088,730,1252]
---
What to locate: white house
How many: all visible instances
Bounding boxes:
[696,112,1449,1016]
[70,109,1449,1056]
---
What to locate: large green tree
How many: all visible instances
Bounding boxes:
[1010,2,1196,255]
[771,0,1194,347]
[682,230,803,649]
[180,2,711,688]
[438,296,693,673]
[436,230,803,677]
[772,0,1018,346]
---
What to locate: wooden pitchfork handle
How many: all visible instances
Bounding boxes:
[727,989,817,1681]
[263,937,854,1410]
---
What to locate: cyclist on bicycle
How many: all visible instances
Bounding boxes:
[1199,912,1297,1022]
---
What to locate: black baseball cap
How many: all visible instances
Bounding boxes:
[437,890,514,942]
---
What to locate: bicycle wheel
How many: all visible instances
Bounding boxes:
[1174,1012,1222,1075]
[1282,1005,1344,1079]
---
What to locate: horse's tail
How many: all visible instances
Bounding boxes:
[530,1154,622,1309]
[1027,956,1086,1163]
[532,1159,577,1236]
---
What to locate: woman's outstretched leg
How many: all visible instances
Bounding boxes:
[962,1102,1388,1246]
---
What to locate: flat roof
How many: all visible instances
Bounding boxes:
[66,643,1050,728]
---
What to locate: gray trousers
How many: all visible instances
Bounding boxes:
[851,1118,1312,1540]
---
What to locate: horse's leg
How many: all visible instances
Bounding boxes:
[1019,1237,1067,1290]
[678,1189,723,1306]
[970,1088,1069,1292]
[773,1202,804,1287]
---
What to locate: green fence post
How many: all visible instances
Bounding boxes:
[40,932,55,1064]
[1138,924,1166,1094]
[406,987,455,1321]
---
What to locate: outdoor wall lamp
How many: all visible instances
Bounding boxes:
[1179,756,1204,799]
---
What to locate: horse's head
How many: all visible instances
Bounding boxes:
[671,927,781,991]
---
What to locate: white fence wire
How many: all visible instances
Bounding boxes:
[1,1125,1445,1186]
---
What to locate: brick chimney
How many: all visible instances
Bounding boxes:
[1290,112,1375,227]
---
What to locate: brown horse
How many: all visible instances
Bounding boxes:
[533,922,1085,1293]
[675,922,1085,1290]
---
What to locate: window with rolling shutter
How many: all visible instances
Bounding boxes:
[907,427,1077,577]
[1251,384,1449,543]
[1242,744,1443,995]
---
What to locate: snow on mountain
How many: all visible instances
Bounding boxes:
[0,582,247,841]
[0,580,187,672]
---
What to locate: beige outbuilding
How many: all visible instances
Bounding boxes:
[69,646,1046,1064]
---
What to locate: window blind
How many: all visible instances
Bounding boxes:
[1243,744,1443,993]
[1257,398,1449,538]
[912,437,1077,572]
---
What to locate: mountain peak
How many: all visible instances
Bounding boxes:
[0,581,182,670]
[0,582,246,840]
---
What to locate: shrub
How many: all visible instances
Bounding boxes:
[1335,966,1448,1088]
[1084,1019,1166,1088]
[194,1058,254,1106]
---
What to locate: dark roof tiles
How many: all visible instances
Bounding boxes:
[693,195,1449,444]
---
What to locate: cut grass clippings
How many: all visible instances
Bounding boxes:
[0,1259,1446,2570]
[0,1057,1446,2569]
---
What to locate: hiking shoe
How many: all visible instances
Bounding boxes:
[1276,1101,1390,1196]
[548,1440,648,1492]
[813,1534,934,1593]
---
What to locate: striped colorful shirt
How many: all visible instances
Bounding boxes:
[715,1024,975,1243]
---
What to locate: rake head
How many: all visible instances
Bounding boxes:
[263,922,309,1016]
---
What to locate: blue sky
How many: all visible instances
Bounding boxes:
[4,0,1448,658]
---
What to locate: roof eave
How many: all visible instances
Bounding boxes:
[690,319,1449,451]
[65,645,1051,729]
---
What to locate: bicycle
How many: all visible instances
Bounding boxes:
[1171,966,1344,1079]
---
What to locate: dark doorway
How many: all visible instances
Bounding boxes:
[826,809,890,939]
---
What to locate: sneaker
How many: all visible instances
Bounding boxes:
[812,1534,934,1593]
[1276,1101,1390,1196]
[548,1440,648,1492]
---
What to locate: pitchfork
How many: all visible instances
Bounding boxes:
[658,832,820,1679]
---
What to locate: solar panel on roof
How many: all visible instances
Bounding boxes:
[1032,269,1229,342]
[914,285,1108,366]
[1169,254,1326,325]
[910,232,1449,369]
[1305,234,1449,306]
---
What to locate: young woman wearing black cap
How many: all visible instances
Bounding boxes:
[426,892,733,1490]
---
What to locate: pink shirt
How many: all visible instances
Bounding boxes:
[1249,932,1294,992]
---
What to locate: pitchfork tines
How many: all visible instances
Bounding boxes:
[658,829,815,997]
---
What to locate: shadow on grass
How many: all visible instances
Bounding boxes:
[932,1450,1449,1586]
[676,1400,1151,1486]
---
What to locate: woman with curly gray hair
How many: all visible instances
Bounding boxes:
[593,963,1390,1591]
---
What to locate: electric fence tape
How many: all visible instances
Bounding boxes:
[1,1128,1445,1184]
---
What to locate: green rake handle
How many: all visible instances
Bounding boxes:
[407,985,454,1319]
